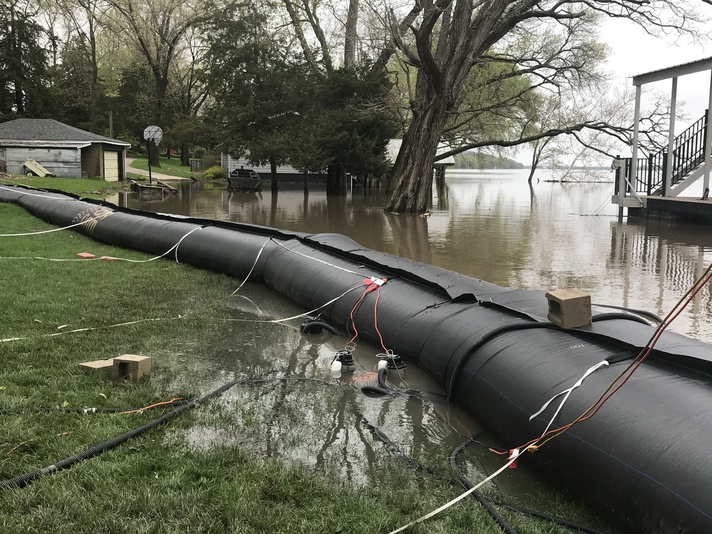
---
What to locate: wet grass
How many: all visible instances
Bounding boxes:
[129,156,202,179]
[0,202,614,533]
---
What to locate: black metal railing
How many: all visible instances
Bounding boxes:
[618,111,708,196]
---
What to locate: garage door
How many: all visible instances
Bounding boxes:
[103,151,119,182]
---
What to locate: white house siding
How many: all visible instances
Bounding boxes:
[6,147,81,177]
[220,153,326,182]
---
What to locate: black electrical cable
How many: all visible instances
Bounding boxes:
[0,379,244,491]
[359,417,433,475]
[450,439,611,534]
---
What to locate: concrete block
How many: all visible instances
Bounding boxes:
[546,289,592,329]
[112,354,152,381]
[79,359,114,374]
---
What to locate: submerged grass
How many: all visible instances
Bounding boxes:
[0,201,611,533]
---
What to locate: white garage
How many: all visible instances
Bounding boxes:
[0,119,130,180]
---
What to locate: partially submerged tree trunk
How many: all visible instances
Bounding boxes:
[326,163,347,195]
[270,155,278,194]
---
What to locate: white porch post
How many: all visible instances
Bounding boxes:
[628,84,642,199]
[705,70,712,194]
[665,77,677,196]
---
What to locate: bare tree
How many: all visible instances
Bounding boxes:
[376,0,707,213]
[104,0,198,146]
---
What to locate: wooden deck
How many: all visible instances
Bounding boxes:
[629,196,712,223]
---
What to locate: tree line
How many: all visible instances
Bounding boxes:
[1,0,708,211]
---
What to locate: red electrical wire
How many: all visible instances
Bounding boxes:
[347,285,373,344]
[502,262,712,455]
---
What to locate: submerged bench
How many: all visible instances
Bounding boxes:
[228,168,263,191]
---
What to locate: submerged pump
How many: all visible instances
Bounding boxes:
[330,348,355,377]
[379,351,406,371]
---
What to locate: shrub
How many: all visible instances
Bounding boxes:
[193,146,207,159]
[203,165,227,180]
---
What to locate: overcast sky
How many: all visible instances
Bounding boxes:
[602,10,712,128]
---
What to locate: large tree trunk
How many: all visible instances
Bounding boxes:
[270,155,279,194]
[327,163,347,195]
[180,141,190,167]
[385,98,450,213]
[344,0,359,69]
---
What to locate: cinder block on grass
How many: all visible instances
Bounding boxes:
[79,359,114,374]
[112,355,151,381]
[546,289,591,329]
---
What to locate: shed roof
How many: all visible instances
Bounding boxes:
[0,119,130,148]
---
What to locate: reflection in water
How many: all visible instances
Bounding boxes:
[163,283,483,488]
[124,170,712,342]
[126,170,710,524]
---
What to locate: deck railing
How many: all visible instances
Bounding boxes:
[617,111,708,195]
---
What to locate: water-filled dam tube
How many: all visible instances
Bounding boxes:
[3,184,712,533]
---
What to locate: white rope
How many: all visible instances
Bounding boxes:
[0,318,166,343]
[272,239,365,277]
[0,215,105,237]
[228,238,272,296]
[388,450,526,534]
[529,360,609,435]
[116,226,203,263]
[224,284,363,324]
[0,256,99,262]
[0,184,73,201]
[0,226,203,263]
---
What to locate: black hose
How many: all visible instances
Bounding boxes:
[360,417,432,475]
[447,312,657,399]
[592,303,663,324]
[300,319,339,335]
[449,439,519,534]
[377,367,389,389]
[360,385,392,395]
[450,439,610,534]
[0,379,244,491]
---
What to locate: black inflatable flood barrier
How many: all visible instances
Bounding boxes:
[3,184,712,533]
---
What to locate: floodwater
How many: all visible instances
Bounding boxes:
[122,168,712,343]
[120,168,711,528]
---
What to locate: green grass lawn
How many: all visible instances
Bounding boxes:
[0,198,614,534]
[129,156,202,179]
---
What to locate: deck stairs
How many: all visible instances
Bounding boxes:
[616,112,709,202]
